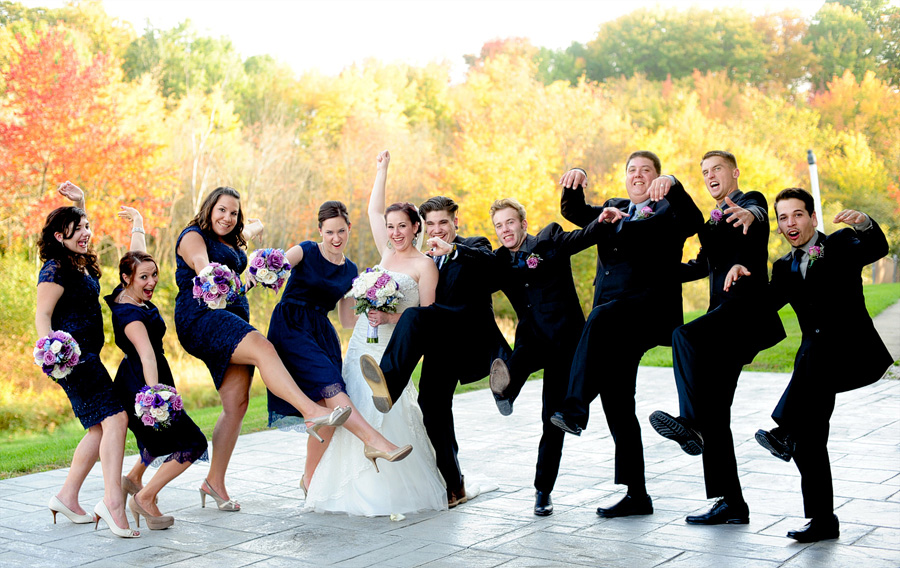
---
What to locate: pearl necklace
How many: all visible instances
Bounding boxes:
[121,292,147,308]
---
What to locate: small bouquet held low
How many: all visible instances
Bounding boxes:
[33,330,81,381]
[192,263,243,310]
[345,267,404,343]
[247,248,291,293]
[134,384,184,429]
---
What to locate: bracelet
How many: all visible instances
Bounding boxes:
[131,227,145,234]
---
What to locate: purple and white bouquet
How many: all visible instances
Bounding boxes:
[345,267,404,343]
[134,384,184,429]
[247,248,291,293]
[33,330,81,381]
[192,263,243,310]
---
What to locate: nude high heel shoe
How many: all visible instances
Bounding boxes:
[364,444,413,473]
[48,495,94,524]
[93,501,140,538]
[129,496,174,530]
[305,405,352,443]
[199,479,240,511]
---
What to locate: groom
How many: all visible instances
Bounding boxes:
[360,196,511,507]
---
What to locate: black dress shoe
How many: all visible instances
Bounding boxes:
[550,412,582,436]
[755,427,794,462]
[490,359,514,416]
[534,491,553,516]
[649,411,704,456]
[596,494,653,518]
[685,498,749,525]
[787,514,840,542]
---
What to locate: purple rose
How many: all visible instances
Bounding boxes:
[171,396,184,411]
[203,291,219,302]
[141,392,156,405]
[43,350,57,365]
[217,282,230,294]
[375,274,391,287]
[267,250,285,269]
[193,285,203,297]
[641,206,653,217]
[711,209,723,223]
[250,255,266,269]
[141,413,155,426]
[366,288,378,302]
[36,337,47,349]
[526,257,539,269]
[68,352,79,366]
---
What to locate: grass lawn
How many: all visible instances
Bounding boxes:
[3,283,897,479]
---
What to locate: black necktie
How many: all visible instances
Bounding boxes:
[791,249,804,279]
[626,203,636,221]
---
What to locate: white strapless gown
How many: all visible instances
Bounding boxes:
[304,269,447,516]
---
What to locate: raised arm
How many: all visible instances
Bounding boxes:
[57,181,85,211]
[117,206,146,252]
[123,321,159,386]
[368,150,391,257]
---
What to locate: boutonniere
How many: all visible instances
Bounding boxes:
[710,209,724,225]
[808,245,824,266]
[526,253,542,269]
[632,206,654,220]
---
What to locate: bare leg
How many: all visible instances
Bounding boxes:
[230,332,333,419]
[98,412,130,530]
[134,459,193,517]
[125,461,148,491]
[55,426,101,515]
[205,363,252,502]
[304,403,335,486]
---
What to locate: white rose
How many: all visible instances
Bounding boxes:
[49,340,62,354]
[156,409,169,422]
[209,296,227,310]
[51,365,68,379]
[157,390,173,400]
[134,403,143,416]
[33,348,43,365]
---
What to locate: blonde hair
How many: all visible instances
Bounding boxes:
[490,198,527,222]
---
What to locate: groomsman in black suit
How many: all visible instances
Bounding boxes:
[360,196,511,508]
[649,151,785,525]
[548,151,703,518]
[726,188,892,542]
[484,197,604,516]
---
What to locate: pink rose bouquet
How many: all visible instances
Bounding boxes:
[191,263,242,309]
[134,384,183,429]
[247,248,291,293]
[344,267,404,343]
[33,330,81,381]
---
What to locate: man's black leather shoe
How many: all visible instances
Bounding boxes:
[787,514,840,542]
[756,427,794,462]
[596,494,653,518]
[534,491,553,516]
[685,498,749,525]
[550,412,582,436]
[649,410,704,456]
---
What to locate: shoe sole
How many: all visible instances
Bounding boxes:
[550,413,582,436]
[448,495,468,509]
[649,411,703,456]
[360,355,392,413]
[755,430,791,462]
[489,359,510,396]
[596,508,653,518]
[685,517,750,525]
[534,509,553,516]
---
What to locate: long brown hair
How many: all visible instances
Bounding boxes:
[186,187,247,248]
[37,207,101,278]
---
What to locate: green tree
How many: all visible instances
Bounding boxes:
[535,42,587,85]
[806,2,880,90]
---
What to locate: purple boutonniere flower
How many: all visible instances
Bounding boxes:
[710,209,724,224]
[808,245,824,266]
[632,206,654,221]
[526,253,542,269]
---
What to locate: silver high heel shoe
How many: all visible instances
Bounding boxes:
[48,495,94,524]
[305,406,352,443]
[199,479,240,511]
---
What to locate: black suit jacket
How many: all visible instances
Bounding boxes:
[561,177,703,347]
[681,190,785,353]
[770,222,892,392]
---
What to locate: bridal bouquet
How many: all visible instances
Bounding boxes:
[247,248,291,293]
[33,330,81,381]
[134,384,184,429]
[192,263,243,309]
[345,267,404,343]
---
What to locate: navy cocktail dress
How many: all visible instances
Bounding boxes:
[38,260,123,428]
[267,241,358,428]
[106,286,208,466]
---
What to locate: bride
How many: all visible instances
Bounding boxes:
[304,150,447,516]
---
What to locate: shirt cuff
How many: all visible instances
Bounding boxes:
[746,204,766,223]
[852,214,872,232]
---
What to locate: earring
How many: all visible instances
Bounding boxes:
[387,240,393,250]
[412,236,418,247]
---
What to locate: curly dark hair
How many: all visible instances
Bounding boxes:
[37,207,101,278]
[186,187,247,248]
[384,202,422,236]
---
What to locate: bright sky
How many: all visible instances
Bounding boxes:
[27,0,829,79]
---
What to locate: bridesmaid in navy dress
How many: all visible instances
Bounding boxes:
[106,251,209,530]
[175,187,351,511]
[267,201,411,493]
[35,182,142,538]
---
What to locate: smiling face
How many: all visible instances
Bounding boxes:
[775,197,818,248]
[56,216,92,254]
[210,195,241,239]
[385,210,419,251]
[701,155,740,204]
[492,207,528,251]
[423,209,458,243]
[625,157,660,203]
[319,216,350,255]
[124,260,160,303]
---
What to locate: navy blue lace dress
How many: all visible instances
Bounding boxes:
[174,226,255,389]
[106,286,209,467]
[38,260,123,428]
[267,241,358,428]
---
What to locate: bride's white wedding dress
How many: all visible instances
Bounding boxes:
[304,267,447,516]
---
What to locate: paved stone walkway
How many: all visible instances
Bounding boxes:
[1,307,898,567]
